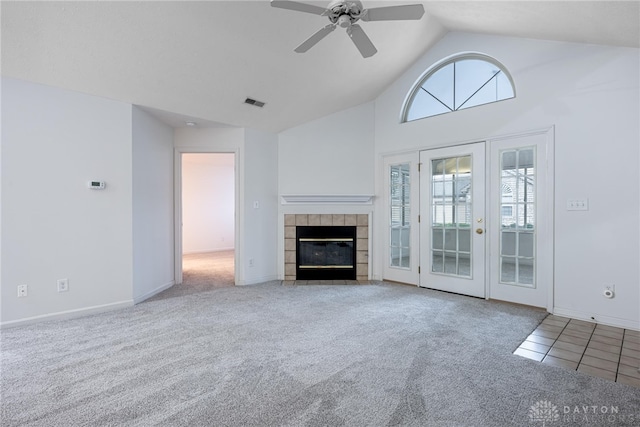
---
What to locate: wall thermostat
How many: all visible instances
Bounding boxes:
[88,181,106,190]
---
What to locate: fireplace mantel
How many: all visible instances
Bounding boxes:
[280,195,374,205]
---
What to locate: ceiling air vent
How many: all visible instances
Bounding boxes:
[244,97,266,108]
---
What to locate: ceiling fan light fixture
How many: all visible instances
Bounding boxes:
[337,14,352,28]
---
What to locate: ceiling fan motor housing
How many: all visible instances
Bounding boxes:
[327,0,364,27]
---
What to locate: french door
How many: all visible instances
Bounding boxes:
[488,132,552,308]
[419,143,486,298]
[412,131,552,308]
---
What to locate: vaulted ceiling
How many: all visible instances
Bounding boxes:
[2,1,638,133]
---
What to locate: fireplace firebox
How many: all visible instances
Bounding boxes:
[296,226,357,280]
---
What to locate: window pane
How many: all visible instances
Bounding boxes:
[444,254,457,274]
[421,63,454,111]
[444,229,457,251]
[458,79,502,110]
[501,232,516,256]
[519,261,534,285]
[432,228,444,250]
[406,89,450,121]
[458,255,471,277]
[518,149,535,169]
[390,246,400,267]
[455,204,471,227]
[499,147,536,288]
[502,151,517,169]
[432,251,444,273]
[458,156,471,174]
[518,232,534,258]
[400,251,410,268]
[404,55,515,122]
[431,154,473,278]
[389,163,411,270]
[458,229,471,253]
[501,257,516,283]
[496,72,514,99]
[454,59,501,109]
[390,206,402,226]
[391,228,400,246]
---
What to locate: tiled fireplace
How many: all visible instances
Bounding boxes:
[284,214,369,282]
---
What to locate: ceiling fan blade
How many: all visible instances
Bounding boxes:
[361,4,425,21]
[270,0,328,16]
[295,25,336,53]
[347,24,377,58]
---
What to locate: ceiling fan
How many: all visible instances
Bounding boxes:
[271,0,425,58]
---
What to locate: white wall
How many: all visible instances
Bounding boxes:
[374,33,640,328]
[182,153,235,253]
[278,102,375,196]
[1,78,134,325]
[132,106,174,303]
[244,128,279,284]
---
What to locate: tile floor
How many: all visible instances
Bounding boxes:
[514,315,640,388]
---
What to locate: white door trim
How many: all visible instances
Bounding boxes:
[174,147,241,286]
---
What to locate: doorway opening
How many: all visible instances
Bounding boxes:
[180,152,236,294]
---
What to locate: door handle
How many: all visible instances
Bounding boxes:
[476,228,484,235]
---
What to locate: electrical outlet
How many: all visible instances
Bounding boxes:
[57,278,69,293]
[249,258,254,267]
[17,284,28,298]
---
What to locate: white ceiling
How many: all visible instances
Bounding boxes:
[2,1,638,133]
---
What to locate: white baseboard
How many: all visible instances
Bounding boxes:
[182,248,234,255]
[238,274,279,286]
[133,280,175,304]
[553,307,640,331]
[0,300,134,329]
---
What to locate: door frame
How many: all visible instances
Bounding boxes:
[379,127,554,310]
[174,148,240,286]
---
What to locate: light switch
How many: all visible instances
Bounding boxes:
[566,199,588,211]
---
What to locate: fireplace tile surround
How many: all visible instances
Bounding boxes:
[284,214,369,283]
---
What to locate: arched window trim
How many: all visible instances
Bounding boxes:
[400,52,516,123]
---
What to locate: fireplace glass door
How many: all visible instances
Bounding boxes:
[296,226,357,280]
[298,239,354,269]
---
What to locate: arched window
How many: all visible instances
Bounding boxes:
[402,53,515,122]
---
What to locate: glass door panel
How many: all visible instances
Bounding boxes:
[499,147,536,287]
[430,155,472,278]
[490,130,551,309]
[389,163,411,269]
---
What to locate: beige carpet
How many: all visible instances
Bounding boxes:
[149,250,234,301]
[3,282,640,426]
